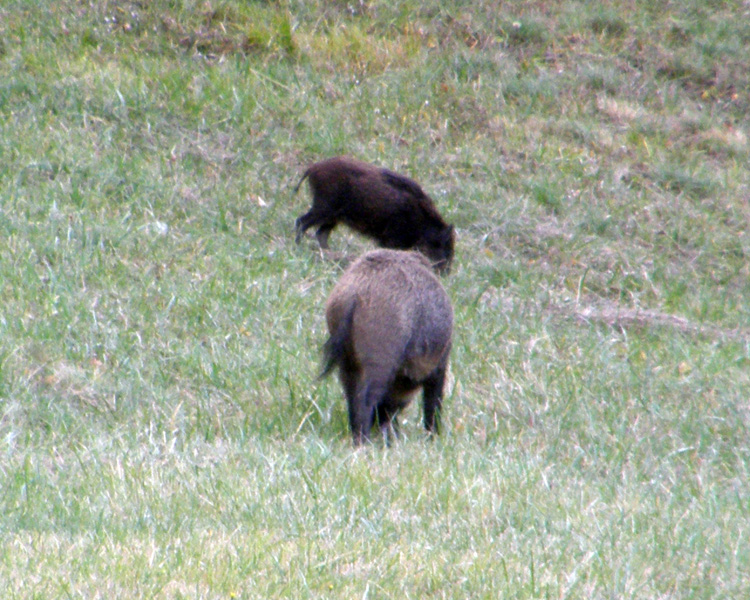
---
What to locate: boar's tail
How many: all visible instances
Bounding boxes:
[293,168,312,194]
[319,298,357,379]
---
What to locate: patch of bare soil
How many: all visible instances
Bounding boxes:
[556,298,749,342]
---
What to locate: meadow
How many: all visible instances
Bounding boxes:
[1,0,749,597]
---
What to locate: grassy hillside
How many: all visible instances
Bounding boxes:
[1,0,749,597]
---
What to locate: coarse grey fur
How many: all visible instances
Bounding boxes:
[321,249,454,445]
[294,156,455,274]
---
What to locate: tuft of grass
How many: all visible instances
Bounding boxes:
[589,10,628,38]
[503,19,549,48]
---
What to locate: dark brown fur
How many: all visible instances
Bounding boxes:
[321,249,453,445]
[295,157,455,273]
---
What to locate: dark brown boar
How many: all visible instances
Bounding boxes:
[294,156,455,273]
[320,249,454,445]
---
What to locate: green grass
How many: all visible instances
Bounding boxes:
[2,0,749,597]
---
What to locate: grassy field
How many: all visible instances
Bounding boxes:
[2,0,749,597]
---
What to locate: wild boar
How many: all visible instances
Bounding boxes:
[294,156,455,273]
[320,249,454,445]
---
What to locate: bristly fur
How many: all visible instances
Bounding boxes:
[294,156,455,274]
[319,297,356,379]
[320,249,453,445]
[380,169,446,223]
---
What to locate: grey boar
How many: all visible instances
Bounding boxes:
[320,249,454,445]
[294,156,455,274]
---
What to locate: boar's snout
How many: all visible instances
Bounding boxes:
[418,225,455,274]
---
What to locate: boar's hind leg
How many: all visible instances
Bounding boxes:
[422,365,447,436]
[377,403,400,445]
[338,368,367,445]
[295,209,334,246]
[315,223,336,249]
[349,379,389,446]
